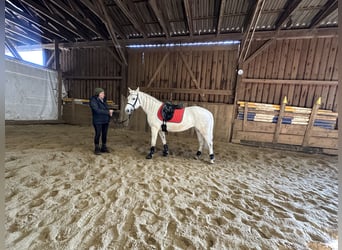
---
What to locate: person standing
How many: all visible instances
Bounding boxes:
[89,87,114,155]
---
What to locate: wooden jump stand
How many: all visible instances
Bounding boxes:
[235,96,337,154]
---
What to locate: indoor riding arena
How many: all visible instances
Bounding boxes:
[5,0,338,249]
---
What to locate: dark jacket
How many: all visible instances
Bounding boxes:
[89,96,110,124]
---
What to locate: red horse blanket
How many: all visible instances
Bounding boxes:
[157,104,185,123]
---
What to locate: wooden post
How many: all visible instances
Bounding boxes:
[229,61,244,142]
[273,96,287,143]
[303,97,321,146]
[55,40,63,121]
[243,102,248,131]
[72,100,76,124]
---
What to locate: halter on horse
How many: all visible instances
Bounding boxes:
[125,87,215,164]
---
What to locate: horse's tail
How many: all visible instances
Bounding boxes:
[207,110,214,142]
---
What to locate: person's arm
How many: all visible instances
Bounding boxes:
[90,98,110,115]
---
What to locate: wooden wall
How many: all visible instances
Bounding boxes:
[239,37,338,111]
[127,45,238,104]
[60,47,124,105]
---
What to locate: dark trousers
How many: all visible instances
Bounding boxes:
[93,123,109,145]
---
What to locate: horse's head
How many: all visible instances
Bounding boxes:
[125,87,141,115]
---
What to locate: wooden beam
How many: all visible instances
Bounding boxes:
[244,39,274,65]
[79,0,125,39]
[241,78,338,86]
[14,27,338,51]
[242,0,257,33]
[5,26,42,44]
[5,14,53,42]
[5,37,22,60]
[216,0,227,36]
[303,97,321,146]
[99,0,127,65]
[243,102,248,131]
[179,52,207,101]
[274,0,302,30]
[45,53,54,68]
[62,75,123,80]
[49,0,106,39]
[20,0,89,40]
[5,35,28,46]
[141,87,233,96]
[5,3,73,41]
[146,52,170,88]
[239,0,265,63]
[148,0,170,38]
[5,28,41,44]
[183,0,193,37]
[273,96,287,143]
[114,0,147,38]
[55,41,63,120]
[309,0,337,29]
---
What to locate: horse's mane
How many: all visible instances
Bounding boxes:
[138,91,162,105]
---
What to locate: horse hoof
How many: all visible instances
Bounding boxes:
[163,152,168,157]
[195,151,201,159]
[209,154,215,164]
[146,154,153,159]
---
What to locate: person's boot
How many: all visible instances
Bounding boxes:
[94,144,101,155]
[100,144,110,153]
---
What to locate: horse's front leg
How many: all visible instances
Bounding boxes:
[146,127,159,159]
[158,130,168,156]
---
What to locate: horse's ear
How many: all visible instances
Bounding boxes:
[128,87,132,93]
[136,87,140,92]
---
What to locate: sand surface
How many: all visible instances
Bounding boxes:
[5,124,338,250]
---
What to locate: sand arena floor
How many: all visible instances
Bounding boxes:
[5,124,338,250]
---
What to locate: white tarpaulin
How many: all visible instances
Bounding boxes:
[5,58,59,120]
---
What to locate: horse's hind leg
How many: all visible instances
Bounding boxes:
[158,130,168,156]
[199,128,214,164]
[195,128,204,159]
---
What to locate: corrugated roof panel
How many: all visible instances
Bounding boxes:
[220,0,248,32]
[291,9,320,27]
[318,9,338,27]
[256,13,279,30]
[298,0,328,8]
[263,0,288,11]
[135,2,156,23]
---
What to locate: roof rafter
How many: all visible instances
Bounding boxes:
[309,0,337,28]
[49,0,106,39]
[5,13,54,42]
[183,0,193,37]
[148,0,170,38]
[80,0,125,39]
[20,0,89,41]
[99,0,127,65]
[5,37,23,59]
[274,0,302,29]
[239,0,265,63]
[5,24,43,44]
[6,4,73,41]
[114,0,147,38]
[216,0,227,36]
[242,0,257,33]
[5,30,37,45]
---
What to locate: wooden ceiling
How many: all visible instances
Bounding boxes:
[5,0,338,63]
